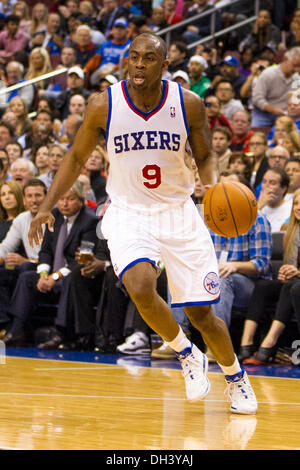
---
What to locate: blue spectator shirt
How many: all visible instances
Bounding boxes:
[209,210,273,280]
[96,39,131,67]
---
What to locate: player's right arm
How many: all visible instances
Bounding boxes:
[28,92,109,247]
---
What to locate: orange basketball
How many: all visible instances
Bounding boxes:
[202,181,258,237]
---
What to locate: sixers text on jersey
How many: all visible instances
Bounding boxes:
[113,131,181,154]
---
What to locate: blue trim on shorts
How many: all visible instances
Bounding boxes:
[119,258,157,281]
[171,296,220,308]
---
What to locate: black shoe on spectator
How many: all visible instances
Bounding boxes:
[38,334,64,350]
[3,331,27,347]
[238,344,256,362]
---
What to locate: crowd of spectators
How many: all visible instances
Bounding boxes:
[0,0,300,366]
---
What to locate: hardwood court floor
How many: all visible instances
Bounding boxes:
[1,351,300,450]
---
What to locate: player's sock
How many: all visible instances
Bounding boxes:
[167,326,191,353]
[218,355,242,377]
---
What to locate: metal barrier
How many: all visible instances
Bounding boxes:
[0,67,68,97]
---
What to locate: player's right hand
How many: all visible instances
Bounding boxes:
[28,211,55,248]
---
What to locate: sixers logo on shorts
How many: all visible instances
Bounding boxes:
[203,272,220,295]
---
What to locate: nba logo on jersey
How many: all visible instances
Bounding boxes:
[170,106,176,118]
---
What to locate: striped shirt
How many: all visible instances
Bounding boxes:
[209,211,273,280]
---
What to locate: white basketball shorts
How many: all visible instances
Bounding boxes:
[100,198,220,307]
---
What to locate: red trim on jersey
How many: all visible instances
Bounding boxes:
[121,80,169,121]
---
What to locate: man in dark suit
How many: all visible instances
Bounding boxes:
[3,180,98,348]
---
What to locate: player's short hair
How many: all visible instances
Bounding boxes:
[132,32,167,60]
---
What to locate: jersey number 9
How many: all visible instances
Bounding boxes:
[142,164,161,189]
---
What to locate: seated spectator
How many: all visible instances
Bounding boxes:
[0,0,18,17]
[30,2,48,37]
[25,47,53,91]
[256,144,290,199]
[0,14,30,65]
[238,45,254,80]
[148,7,169,35]
[39,12,64,58]
[227,151,254,184]
[56,66,90,120]
[35,97,62,137]
[188,55,211,98]
[3,180,99,348]
[84,18,131,87]
[73,24,100,68]
[210,185,273,332]
[98,74,118,93]
[204,95,232,132]
[164,0,183,25]
[284,158,300,203]
[7,96,32,139]
[0,180,25,243]
[38,143,67,189]
[167,41,189,74]
[285,8,300,49]
[239,55,272,109]
[172,70,190,89]
[282,130,300,158]
[0,60,35,112]
[267,91,300,142]
[239,189,300,364]
[0,179,47,333]
[96,0,129,39]
[128,14,151,40]
[270,116,298,147]
[183,0,221,46]
[259,167,292,232]
[40,46,77,99]
[252,47,300,128]
[12,1,31,35]
[59,114,83,147]
[10,158,36,187]
[23,110,57,159]
[230,110,253,153]
[217,55,246,100]
[239,9,281,56]
[0,149,10,181]
[214,79,244,120]
[248,131,269,190]
[32,145,50,177]
[212,126,232,174]
[5,141,23,166]
[0,122,15,150]
[83,146,107,203]
[1,112,18,136]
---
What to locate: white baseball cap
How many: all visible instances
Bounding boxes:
[101,74,118,85]
[172,70,190,84]
[68,66,85,79]
[188,55,208,69]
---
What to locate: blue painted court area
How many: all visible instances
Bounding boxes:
[5,347,300,379]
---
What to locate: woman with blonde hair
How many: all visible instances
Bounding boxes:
[239,188,300,364]
[7,96,32,138]
[12,1,31,34]
[0,180,25,242]
[25,47,53,89]
[282,129,300,157]
[272,116,298,146]
[30,2,48,36]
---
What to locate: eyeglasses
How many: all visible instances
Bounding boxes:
[249,142,265,146]
[269,155,288,160]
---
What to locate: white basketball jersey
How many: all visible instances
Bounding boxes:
[106,79,194,211]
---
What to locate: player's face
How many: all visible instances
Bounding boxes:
[128,38,168,90]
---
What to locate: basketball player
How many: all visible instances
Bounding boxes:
[28,33,257,414]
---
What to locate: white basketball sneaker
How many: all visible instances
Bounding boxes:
[225,369,258,415]
[176,343,210,402]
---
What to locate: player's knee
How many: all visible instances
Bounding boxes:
[184,305,215,330]
[124,277,156,307]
